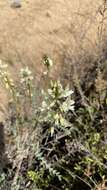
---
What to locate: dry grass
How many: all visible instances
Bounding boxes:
[0,0,106,120]
[0,1,107,189]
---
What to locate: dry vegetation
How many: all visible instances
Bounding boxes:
[0,0,107,190]
[0,0,104,117]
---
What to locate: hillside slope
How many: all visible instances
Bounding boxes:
[0,0,104,119]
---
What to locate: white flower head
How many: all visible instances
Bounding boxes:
[0,60,8,70]
[20,66,33,83]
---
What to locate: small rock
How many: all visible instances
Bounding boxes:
[46,11,51,17]
[11,0,21,8]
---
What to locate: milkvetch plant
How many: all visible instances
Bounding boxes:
[41,80,75,136]
[20,66,34,100]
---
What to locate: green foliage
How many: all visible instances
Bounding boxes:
[0,56,107,190]
[40,80,74,136]
[0,173,5,186]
